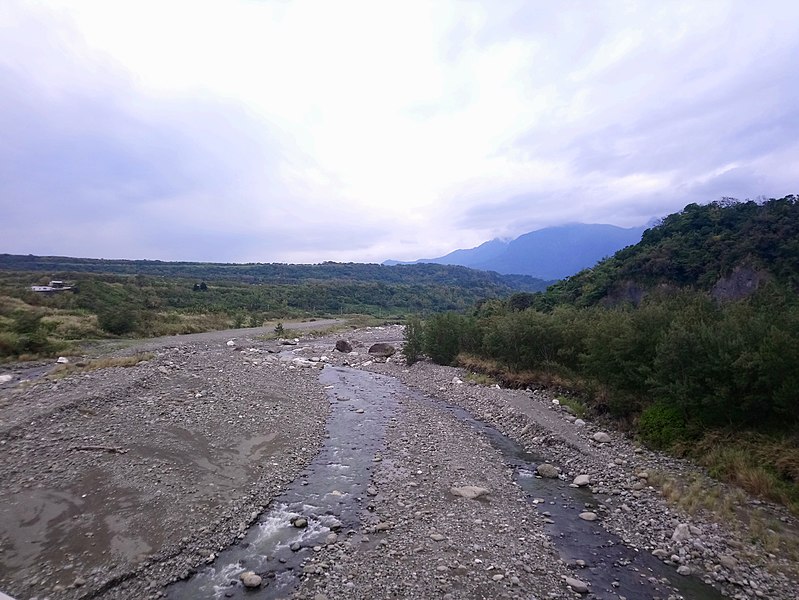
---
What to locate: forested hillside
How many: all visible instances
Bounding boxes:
[407,196,799,510]
[543,196,799,307]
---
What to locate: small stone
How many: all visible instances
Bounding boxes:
[56,356,69,364]
[293,517,308,528]
[578,512,598,521]
[677,565,691,576]
[366,486,378,496]
[492,574,504,582]
[592,432,611,443]
[430,533,446,542]
[565,576,589,593]
[574,419,586,426]
[239,571,262,588]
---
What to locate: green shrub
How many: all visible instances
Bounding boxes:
[403,316,424,365]
[638,401,688,449]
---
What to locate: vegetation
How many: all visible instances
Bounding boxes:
[408,197,799,511]
[0,260,543,360]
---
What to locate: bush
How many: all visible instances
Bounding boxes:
[403,316,424,365]
[98,309,138,335]
[638,401,688,449]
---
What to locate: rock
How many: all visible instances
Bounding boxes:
[672,523,691,542]
[292,517,308,528]
[335,340,353,353]
[565,576,589,593]
[368,343,396,358]
[430,533,446,542]
[536,463,559,478]
[226,340,236,347]
[719,554,738,570]
[56,356,69,364]
[0,374,13,384]
[677,565,691,576]
[592,432,611,443]
[239,571,262,588]
[573,474,590,487]
[652,549,669,559]
[450,486,490,499]
[451,377,463,385]
[578,511,598,521]
[574,418,586,426]
[366,486,378,496]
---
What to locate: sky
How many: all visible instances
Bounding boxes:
[1,0,798,264]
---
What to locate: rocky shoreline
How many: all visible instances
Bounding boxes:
[1,324,797,600]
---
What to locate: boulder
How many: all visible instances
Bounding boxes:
[672,523,691,542]
[573,474,590,487]
[536,463,559,478]
[564,577,589,593]
[592,432,611,443]
[239,571,262,588]
[578,511,598,521]
[56,356,69,364]
[450,485,490,499]
[368,343,396,358]
[0,374,13,384]
[335,340,353,353]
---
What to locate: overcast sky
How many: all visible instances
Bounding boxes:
[2,1,797,263]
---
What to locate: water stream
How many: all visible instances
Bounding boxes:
[167,367,399,599]
[168,366,726,599]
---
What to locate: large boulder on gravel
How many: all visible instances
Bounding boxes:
[592,431,611,443]
[335,340,353,353]
[450,485,490,499]
[536,463,559,478]
[368,343,396,357]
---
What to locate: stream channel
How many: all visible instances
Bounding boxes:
[168,366,727,600]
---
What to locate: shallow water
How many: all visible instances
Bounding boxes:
[167,367,400,599]
[168,367,726,599]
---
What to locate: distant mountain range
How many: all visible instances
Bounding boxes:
[385,223,647,280]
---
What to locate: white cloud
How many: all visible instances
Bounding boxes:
[1,0,798,263]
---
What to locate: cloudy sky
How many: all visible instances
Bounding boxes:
[2,1,797,263]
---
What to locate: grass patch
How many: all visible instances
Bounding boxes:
[684,432,799,515]
[50,353,155,378]
[463,372,496,386]
[649,469,799,568]
[557,395,588,418]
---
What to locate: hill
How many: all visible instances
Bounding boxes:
[385,223,645,279]
[543,196,799,307]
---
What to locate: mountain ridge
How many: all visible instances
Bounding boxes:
[385,223,646,280]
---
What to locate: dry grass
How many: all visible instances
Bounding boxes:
[649,470,799,567]
[50,353,155,378]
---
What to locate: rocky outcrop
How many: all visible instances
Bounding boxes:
[711,265,769,302]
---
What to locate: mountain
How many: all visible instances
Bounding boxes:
[384,224,646,280]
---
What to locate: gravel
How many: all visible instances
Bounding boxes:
[2,323,797,600]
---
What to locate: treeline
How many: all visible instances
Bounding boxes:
[0,268,532,358]
[409,284,799,444]
[0,256,549,292]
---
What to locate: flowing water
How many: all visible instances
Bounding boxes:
[168,366,726,599]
